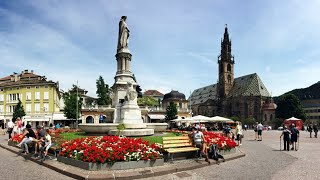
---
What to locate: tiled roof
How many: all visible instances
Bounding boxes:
[227,73,270,98]
[188,84,218,106]
[144,90,164,96]
[0,75,11,81]
[0,80,56,88]
[188,73,271,106]
[0,71,57,88]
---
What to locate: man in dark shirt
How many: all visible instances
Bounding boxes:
[290,124,299,151]
[280,126,291,151]
[34,125,46,156]
[308,124,313,138]
[313,124,318,138]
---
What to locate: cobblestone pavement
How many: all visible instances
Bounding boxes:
[0,134,73,180]
[143,130,320,180]
[1,130,319,180]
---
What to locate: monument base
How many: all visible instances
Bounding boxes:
[109,128,154,136]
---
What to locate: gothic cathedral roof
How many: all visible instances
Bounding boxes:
[188,73,271,106]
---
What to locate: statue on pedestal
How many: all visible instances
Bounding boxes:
[117,16,130,52]
[124,82,137,103]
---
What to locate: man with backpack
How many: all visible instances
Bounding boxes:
[208,143,225,164]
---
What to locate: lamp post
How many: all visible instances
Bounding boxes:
[76,80,79,129]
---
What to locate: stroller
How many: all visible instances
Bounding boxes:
[208,144,225,164]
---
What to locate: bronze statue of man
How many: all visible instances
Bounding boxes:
[117,16,130,51]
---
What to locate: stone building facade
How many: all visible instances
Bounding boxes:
[189,25,276,122]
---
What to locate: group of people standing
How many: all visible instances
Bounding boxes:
[307,124,318,138]
[6,118,23,139]
[280,124,299,151]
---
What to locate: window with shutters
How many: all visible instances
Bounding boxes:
[35,92,40,100]
[44,92,49,100]
[26,92,32,100]
[26,104,31,113]
[43,103,49,112]
[34,103,40,112]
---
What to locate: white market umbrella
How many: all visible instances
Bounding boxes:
[209,116,234,123]
[285,117,301,121]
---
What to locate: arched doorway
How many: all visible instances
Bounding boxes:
[86,116,94,123]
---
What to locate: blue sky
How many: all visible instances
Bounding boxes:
[1,0,320,97]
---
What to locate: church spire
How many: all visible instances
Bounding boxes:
[220,24,233,63]
[223,24,229,42]
[218,24,235,100]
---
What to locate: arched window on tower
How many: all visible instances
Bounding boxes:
[227,64,231,72]
[228,75,231,83]
[265,114,267,121]
[220,64,223,73]
[270,114,273,121]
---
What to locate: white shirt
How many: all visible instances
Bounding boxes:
[236,125,243,135]
[193,131,204,143]
[7,121,14,128]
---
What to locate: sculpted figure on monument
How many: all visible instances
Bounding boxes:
[124,82,137,102]
[117,16,130,51]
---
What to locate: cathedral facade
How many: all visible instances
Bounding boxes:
[188,26,276,123]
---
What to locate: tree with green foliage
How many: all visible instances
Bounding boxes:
[230,116,240,122]
[276,94,306,120]
[244,117,255,126]
[138,96,159,107]
[12,99,26,122]
[136,85,143,98]
[272,118,284,128]
[96,76,112,105]
[63,86,82,120]
[165,102,178,121]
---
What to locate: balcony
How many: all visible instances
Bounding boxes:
[6,100,19,104]
[82,105,112,110]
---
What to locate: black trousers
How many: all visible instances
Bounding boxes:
[310,131,312,138]
[212,154,224,161]
[7,129,13,139]
[315,131,318,138]
[283,139,290,151]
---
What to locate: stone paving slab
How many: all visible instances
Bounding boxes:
[0,138,245,180]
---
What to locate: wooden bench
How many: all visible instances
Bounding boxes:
[163,135,199,161]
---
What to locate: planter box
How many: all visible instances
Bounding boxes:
[57,156,164,171]
[219,148,236,155]
[8,141,17,147]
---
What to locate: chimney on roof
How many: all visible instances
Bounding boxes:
[24,70,28,73]
[14,73,18,82]
[31,70,34,73]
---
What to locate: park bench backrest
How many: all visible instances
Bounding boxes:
[162,136,194,149]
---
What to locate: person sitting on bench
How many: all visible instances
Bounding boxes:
[190,127,210,164]
[17,124,36,155]
[208,143,225,164]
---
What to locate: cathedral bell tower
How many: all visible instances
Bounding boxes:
[218,24,235,99]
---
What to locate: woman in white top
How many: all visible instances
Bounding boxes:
[235,121,243,146]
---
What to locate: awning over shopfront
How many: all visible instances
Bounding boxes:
[23,118,50,122]
[52,113,68,120]
[148,114,165,120]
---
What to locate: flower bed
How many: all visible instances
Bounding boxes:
[167,130,237,150]
[59,136,163,164]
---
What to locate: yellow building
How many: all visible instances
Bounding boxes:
[0,70,60,127]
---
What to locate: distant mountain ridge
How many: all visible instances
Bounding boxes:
[281,81,320,100]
